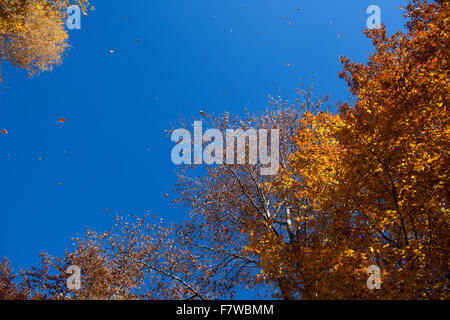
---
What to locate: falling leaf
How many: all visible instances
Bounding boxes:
[164,193,169,198]
[1,129,7,135]
[200,110,206,116]
[58,117,66,123]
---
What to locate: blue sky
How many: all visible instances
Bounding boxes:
[0,0,406,288]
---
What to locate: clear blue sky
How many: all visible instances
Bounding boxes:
[0,0,406,289]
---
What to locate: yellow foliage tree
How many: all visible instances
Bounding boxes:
[0,0,89,81]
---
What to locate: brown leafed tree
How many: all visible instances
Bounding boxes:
[245,0,449,299]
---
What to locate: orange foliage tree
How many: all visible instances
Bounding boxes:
[254,0,449,299]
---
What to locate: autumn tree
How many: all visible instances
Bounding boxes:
[335,0,449,299]
[0,0,90,81]
[256,0,449,299]
[170,84,331,299]
[0,82,332,300]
